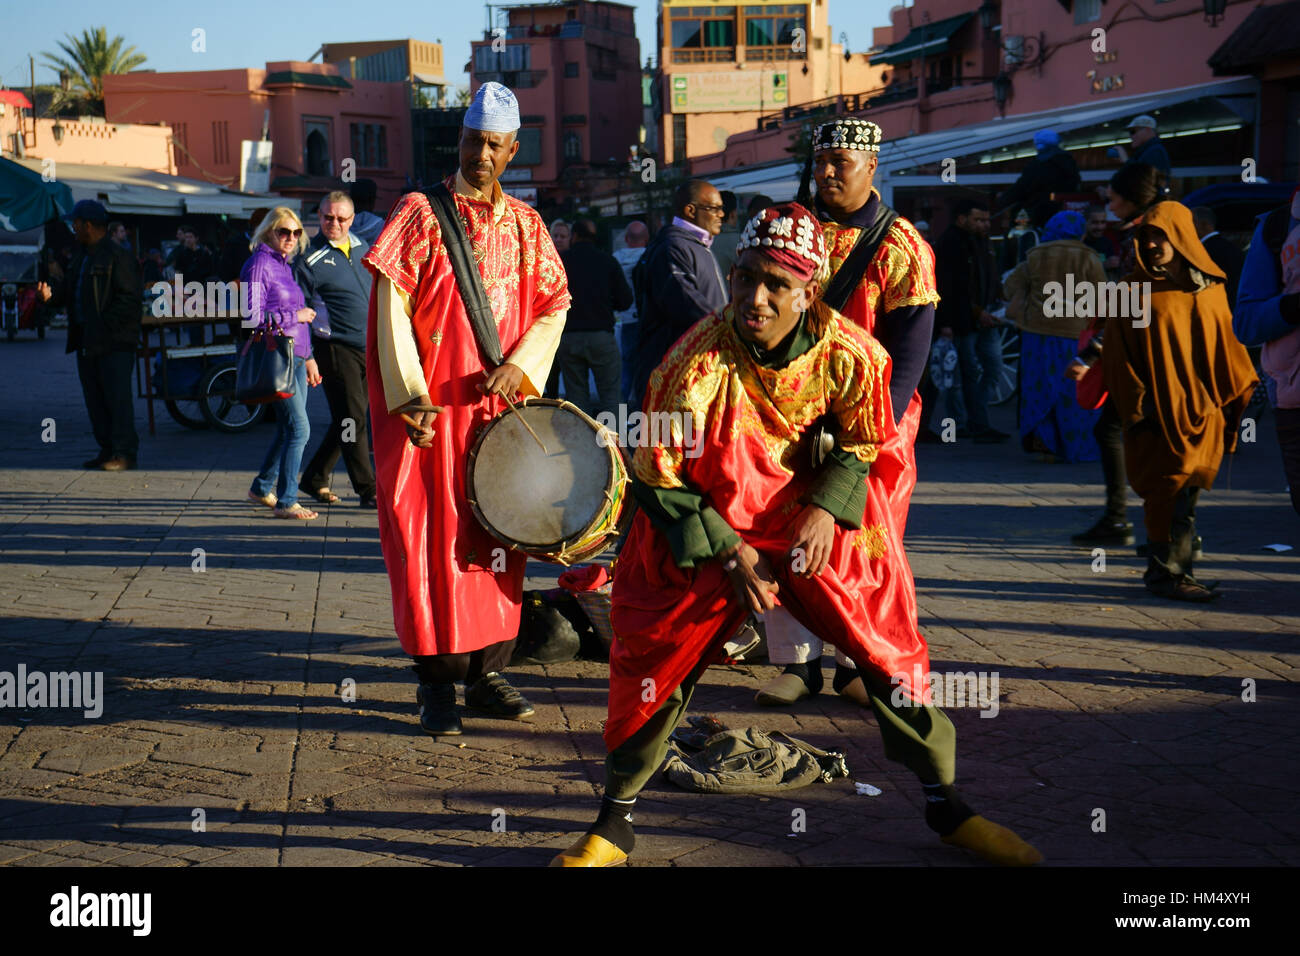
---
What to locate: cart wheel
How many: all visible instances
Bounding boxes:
[988,325,1020,406]
[165,398,209,429]
[198,363,265,433]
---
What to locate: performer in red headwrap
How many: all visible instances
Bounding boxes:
[757,118,941,708]
[364,82,570,737]
[552,204,1040,867]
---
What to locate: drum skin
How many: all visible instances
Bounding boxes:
[467,398,629,564]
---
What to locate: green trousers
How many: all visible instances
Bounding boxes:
[606,661,957,801]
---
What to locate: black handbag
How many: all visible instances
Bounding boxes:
[235,328,296,403]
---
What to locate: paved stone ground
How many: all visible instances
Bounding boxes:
[1,331,1297,867]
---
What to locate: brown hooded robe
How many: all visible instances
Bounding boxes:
[1103,201,1257,541]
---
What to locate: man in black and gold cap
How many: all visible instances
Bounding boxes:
[756,117,941,709]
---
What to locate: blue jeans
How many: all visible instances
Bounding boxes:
[251,357,310,508]
[615,322,639,405]
[954,327,1003,434]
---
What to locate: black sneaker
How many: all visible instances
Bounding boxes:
[416,682,462,736]
[1145,572,1219,603]
[83,453,109,469]
[465,672,535,719]
[1072,516,1135,547]
[359,495,378,510]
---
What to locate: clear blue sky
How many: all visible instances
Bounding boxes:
[1,0,898,91]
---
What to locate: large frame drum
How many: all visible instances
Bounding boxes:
[467,397,630,565]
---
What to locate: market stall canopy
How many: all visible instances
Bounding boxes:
[0,156,75,231]
[704,77,1257,201]
[870,12,973,66]
[1208,0,1300,74]
[0,90,34,110]
[7,159,299,218]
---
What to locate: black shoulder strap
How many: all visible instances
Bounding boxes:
[821,202,899,313]
[423,182,503,368]
[1262,204,1290,287]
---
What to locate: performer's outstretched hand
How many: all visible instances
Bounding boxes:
[789,505,834,577]
[479,363,525,400]
[722,543,779,615]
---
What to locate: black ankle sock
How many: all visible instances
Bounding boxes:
[589,797,636,854]
[921,783,976,836]
[831,664,859,694]
[783,661,823,694]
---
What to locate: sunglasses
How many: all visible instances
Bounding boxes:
[276,227,303,239]
[695,203,727,214]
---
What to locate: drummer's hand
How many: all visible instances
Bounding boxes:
[305,358,322,387]
[1064,360,1088,382]
[479,363,524,400]
[789,504,834,578]
[400,395,442,449]
[722,542,779,615]
[37,281,52,303]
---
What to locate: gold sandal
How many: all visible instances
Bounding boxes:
[248,490,277,508]
[273,503,319,520]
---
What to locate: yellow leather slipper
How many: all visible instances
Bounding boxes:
[755,672,811,706]
[941,815,1043,866]
[837,675,870,707]
[549,833,628,867]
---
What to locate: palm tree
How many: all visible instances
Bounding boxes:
[41,27,147,115]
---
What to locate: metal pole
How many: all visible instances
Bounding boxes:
[30,54,37,147]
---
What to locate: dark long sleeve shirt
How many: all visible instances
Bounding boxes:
[559,241,634,333]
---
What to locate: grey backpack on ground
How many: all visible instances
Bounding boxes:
[663,726,850,794]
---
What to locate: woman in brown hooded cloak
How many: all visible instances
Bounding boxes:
[1103,201,1257,602]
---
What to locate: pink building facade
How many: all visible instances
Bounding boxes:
[696,0,1269,232]
[103,62,411,214]
[468,0,642,206]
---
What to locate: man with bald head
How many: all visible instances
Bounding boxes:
[629,179,728,405]
[614,220,650,403]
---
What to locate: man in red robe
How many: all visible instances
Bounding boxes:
[757,118,940,708]
[363,82,570,737]
[552,204,1040,867]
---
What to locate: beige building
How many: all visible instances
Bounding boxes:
[658,0,886,163]
[0,110,176,175]
[319,39,447,107]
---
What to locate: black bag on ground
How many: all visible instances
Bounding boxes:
[512,591,582,664]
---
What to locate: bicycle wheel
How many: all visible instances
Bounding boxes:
[198,363,265,433]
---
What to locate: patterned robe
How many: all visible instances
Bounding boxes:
[820,201,938,536]
[606,308,932,750]
[363,177,571,656]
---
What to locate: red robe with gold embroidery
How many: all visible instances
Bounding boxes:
[821,210,939,535]
[606,308,932,750]
[363,181,570,656]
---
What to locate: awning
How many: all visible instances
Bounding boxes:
[0,90,34,110]
[703,76,1259,200]
[8,158,298,218]
[870,12,973,66]
[1209,0,1300,74]
[0,156,75,231]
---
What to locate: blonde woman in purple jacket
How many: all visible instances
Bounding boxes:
[243,207,322,518]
